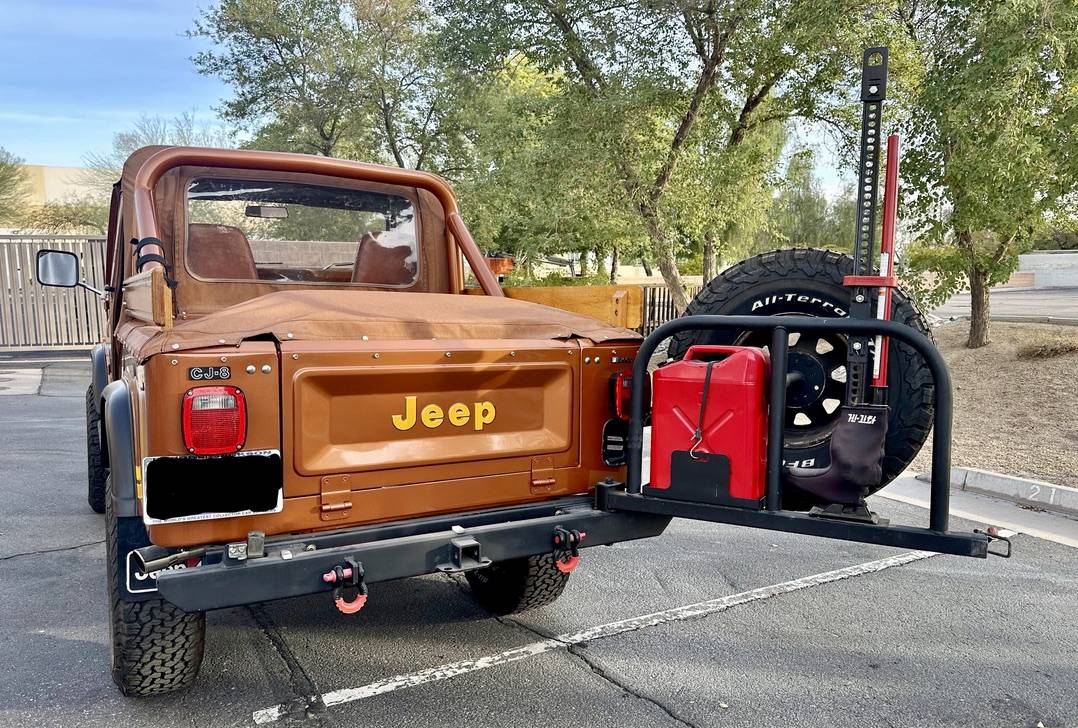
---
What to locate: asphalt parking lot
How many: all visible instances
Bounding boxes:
[1,361,1076,728]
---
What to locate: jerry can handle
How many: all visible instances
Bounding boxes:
[683,345,740,361]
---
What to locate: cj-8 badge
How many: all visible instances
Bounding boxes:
[188,365,231,381]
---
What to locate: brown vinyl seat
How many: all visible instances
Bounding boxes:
[187,223,258,280]
[351,232,417,286]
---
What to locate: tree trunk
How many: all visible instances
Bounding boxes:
[967,267,991,348]
[642,259,653,276]
[609,244,619,284]
[702,233,716,282]
[638,207,690,312]
[579,251,588,276]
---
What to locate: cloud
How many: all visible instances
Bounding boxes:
[0,111,81,124]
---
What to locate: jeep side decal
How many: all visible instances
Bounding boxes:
[750,294,847,317]
[391,396,497,432]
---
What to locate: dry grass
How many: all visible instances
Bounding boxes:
[910,322,1078,486]
[1016,332,1078,360]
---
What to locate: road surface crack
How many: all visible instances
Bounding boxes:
[248,603,333,726]
[494,612,700,728]
[567,644,702,728]
[0,539,103,562]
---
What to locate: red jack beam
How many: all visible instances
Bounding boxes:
[872,135,900,389]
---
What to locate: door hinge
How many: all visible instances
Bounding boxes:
[530,456,556,494]
[320,474,353,521]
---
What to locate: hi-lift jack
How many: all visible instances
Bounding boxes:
[322,558,368,614]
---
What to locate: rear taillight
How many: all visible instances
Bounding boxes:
[181,386,247,455]
[610,372,633,421]
[609,372,651,421]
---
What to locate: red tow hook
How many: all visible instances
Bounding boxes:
[553,527,586,573]
[322,558,368,614]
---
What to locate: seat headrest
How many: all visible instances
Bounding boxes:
[351,233,417,286]
[187,223,258,280]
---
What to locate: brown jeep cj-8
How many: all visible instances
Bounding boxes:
[36,55,1005,697]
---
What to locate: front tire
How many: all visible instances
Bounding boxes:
[465,554,571,615]
[86,385,107,514]
[106,474,205,696]
[668,248,934,504]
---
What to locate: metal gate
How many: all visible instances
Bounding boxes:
[0,235,107,349]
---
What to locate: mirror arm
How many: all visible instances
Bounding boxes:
[78,281,106,298]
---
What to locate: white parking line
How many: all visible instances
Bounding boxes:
[252,550,937,724]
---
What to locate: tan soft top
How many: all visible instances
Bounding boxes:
[119,289,641,359]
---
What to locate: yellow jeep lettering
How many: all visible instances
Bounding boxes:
[391,396,496,431]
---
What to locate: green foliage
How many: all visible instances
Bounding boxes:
[754,149,856,255]
[899,0,1078,342]
[436,0,885,308]
[191,0,467,172]
[0,147,29,225]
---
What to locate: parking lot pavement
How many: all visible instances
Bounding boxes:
[935,286,1078,321]
[1,362,1076,728]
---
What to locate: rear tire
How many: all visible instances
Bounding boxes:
[86,386,107,514]
[465,554,571,615]
[668,248,934,505]
[106,474,205,696]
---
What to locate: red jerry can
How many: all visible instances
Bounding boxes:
[649,345,770,501]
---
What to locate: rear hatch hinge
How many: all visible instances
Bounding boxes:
[320,474,353,521]
[530,456,556,494]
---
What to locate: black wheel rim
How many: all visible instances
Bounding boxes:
[734,318,849,447]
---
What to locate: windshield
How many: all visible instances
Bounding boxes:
[185,177,419,287]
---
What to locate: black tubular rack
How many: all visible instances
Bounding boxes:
[595,315,991,558]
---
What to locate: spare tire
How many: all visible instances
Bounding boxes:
[667,248,933,506]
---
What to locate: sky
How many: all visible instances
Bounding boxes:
[0,0,851,196]
[0,0,228,167]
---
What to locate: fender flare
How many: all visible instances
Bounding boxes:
[90,344,108,406]
[102,380,139,518]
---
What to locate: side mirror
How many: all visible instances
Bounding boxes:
[36,249,80,287]
[35,249,104,296]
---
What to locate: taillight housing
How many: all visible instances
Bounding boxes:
[609,372,648,421]
[181,386,247,455]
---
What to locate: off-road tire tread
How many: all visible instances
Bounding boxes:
[106,475,205,696]
[668,248,934,490]
[86,385,107,514]
[465,553,571,615]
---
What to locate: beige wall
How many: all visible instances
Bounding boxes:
[20,165,95,205]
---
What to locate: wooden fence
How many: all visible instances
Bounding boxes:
[0,235,107,349]
[640,283,699,334]
[0,234,692,349]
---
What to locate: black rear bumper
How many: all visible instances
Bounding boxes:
[154,497,670,612]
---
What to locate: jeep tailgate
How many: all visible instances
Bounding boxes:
[279,339,582,502]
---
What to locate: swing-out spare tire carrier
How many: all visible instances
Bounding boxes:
[667,248,934,505]
[596,313,993,559]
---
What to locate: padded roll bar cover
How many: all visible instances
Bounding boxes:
[786,404,889,505]
[102,380,140,518]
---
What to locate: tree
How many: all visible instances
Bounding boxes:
[192,0,466,172]
[0,147,29,225]
[438,0,892,310]
[754,149,857,254]
[81,112,232,196]
[898,0,1078,347]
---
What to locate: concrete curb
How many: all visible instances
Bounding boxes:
[917,467,1078,519]
[933,313,1078,327]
